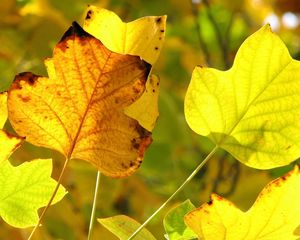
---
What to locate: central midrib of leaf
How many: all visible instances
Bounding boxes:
[66,44,112,160]
[218,56,292,147]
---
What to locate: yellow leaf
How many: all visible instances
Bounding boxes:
[185,25,300,169]
[0,130,24,165]
[185,166,300,240]
[7,22,152,178]
[83,5,166,65]
[0,92,8,128]
[124,75,160,131]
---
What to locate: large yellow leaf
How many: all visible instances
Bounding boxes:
[7,22,152,178]
[185,166,300,240]
[83,5,166,65]
[83,6,165,131]
[185,25,300,169]
[0,92,8,128]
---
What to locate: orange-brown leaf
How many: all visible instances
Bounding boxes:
[7,22,152,177]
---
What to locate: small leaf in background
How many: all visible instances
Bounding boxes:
[163,199,197,240]
[184,166,300,240]
[0,92,8,127]
[0,130,24,164]
[8,22,152,178]
[185,24,300,169]
[98,215,156,240]
[125,75,160,131]
[0,132,66,228]
[83,5,167,65]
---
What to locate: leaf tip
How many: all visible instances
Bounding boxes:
[60,21,90,42]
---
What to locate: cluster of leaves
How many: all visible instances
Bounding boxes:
[2,1,300,240]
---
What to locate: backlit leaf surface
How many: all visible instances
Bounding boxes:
[0,132,66,228]
[125,75,160,131]
[83,5,166,65]
[7,22,152,177]
[98,215,156,240]
[185,25,300,169]
[184,166,300,240]
[163,199,197,240]
[0,92,7,128]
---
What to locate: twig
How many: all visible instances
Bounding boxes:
[87,171,101,240]
[27,157,70,240]
[127,146,219,240]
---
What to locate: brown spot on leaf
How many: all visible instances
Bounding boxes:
[17,94,31,102]
[207,200,213,205]
[152,89,155,93]
[156,17,162,23]
[12,72,39,89]
[154,47,159,50]
[85,10,93,20]
[160,29,165,33]
[129,161,135,167]
[131,138,140,150]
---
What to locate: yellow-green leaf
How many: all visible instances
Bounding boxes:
[0,92,7,128]
[83,5,166,65]
[98,215,156,240]
[185,25,300,169]
[184,166,300,240]
[0,132,66,228]
[125,75,160,131]
[8,22,152,178]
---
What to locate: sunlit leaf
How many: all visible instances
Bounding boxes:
[98,215,156,240]
[163,200,197,240]
[0,92,7,128]
[185,166,300,240]
[0,130,24,165]
[125,75,160,131]
[0,132,66,228]
[7,22,152,178]
[83,5,166,65]
[185,25,300,169]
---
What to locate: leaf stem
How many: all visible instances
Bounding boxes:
[127,146,219,240]
[87,170,101,240]
[27,157,70,240]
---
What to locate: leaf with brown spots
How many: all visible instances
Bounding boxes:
[185,166,300,240]
[7,22,152,177]
[83,5,166,65]
[0,92,8,128]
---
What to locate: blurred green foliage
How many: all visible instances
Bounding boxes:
[1,0,300,239]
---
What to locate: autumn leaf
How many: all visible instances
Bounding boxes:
[0,92,22,163]
[184,166,300,240]
[163,200,197,240]
[185,24,300,169]
[83,6,166,131]
[98,215,156,240]
[7,22,152,177]
[83,5,166,65]
[0,92,8,128]
[0,129,66,228]
[125,75,160,131]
